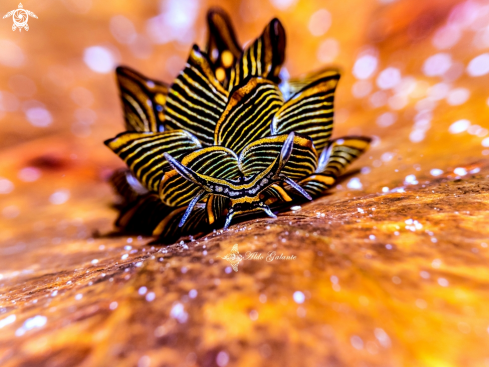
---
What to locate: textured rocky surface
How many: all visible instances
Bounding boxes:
[1,0,489,366]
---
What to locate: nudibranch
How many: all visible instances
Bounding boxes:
[104,8,371,241]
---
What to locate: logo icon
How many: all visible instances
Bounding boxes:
[3,3,37,32]
[219,244,244,272]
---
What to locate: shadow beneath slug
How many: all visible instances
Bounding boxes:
[95,169,361,246]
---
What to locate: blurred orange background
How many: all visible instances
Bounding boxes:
[1,0,488,204]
